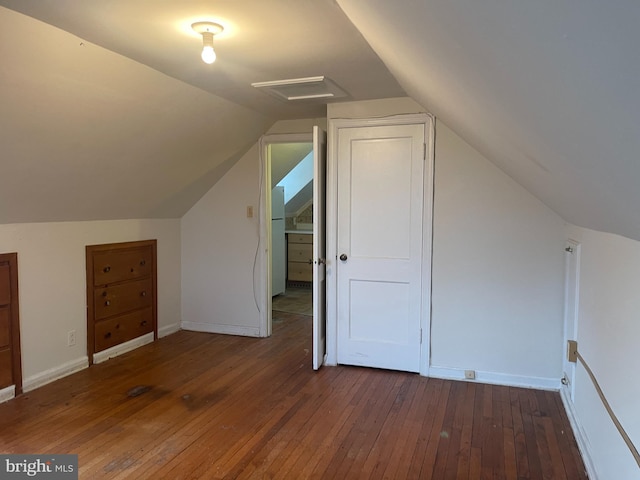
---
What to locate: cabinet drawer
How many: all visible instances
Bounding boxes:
[288,263,313,282]
[94,308,154,352]
[0,265,10,306]
[0,348,12,388]
[93,246,154,286]
[0,308,9,348]
[288,243,313,263]
[288,233,312,244]
[94,277,153,320]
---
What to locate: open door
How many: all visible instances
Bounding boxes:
[312,126,327,370]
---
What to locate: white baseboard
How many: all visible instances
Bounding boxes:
[428,365,561,391]
[181,321,260,337]
[158,322,180,338]
[93,332,154,364]
[0,385,15,403]
[560,386,598,480]
[23,357,89,392]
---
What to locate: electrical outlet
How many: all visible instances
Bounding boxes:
[464,370,476,380]
[67,330,76,347]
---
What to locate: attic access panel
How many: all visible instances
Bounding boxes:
[251,76,347,101]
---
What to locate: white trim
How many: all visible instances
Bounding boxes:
[258,132,313,339]
[420,115,435,377]
[562,238,581,401]
[0,385,15,403]
[428,366,561,390]
[326,113,435,374]
[560,387,599,480]
[158,322,181,338]
[93,332,154,364]
[181,321,260,337]
[23,357,89,392]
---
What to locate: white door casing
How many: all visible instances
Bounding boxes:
[313,126,327,370]
[563,239,581,400]
[259,132,312,338]
[331,117,433,373]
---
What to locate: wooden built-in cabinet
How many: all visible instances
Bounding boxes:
[287,233,313,283]
[86,240,157,364]
[0,253,22,395]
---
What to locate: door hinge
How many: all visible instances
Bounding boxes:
[420,328,423,344]
[565,246,574,253]
[423,143,427,160]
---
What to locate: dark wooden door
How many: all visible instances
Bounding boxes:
[0,253,22,395]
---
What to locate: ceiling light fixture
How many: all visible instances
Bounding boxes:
[191,21,224,64]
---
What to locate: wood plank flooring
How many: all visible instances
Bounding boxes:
[271,287,312,316]
[0,312,587,479]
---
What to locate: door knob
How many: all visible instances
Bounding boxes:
[339,254,348,261]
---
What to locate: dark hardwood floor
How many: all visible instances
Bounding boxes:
[0,311,587,479]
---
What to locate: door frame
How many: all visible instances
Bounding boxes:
[325,114,435,376]
[562,239,581,400]
[258,132,313,337]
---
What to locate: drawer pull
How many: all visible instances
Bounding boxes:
[140,291,147,297]
[141,320,148,326]
[130,268,134,273]
[103,266,111,273]
[105,300,111,306]
[140,259,146,266]
[102,291,108,297]
[104,332,111,339]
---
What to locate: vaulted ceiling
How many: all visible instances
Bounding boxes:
[337,0,640,241]
[1,1,639,241]
[0,0,402,223]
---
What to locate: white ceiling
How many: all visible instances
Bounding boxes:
[1,0,639,242]
[0,0,404,119]
[0,0,404,223]
[338,0,640,241]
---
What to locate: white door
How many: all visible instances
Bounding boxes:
[313,126,327,370]
[336,123,425,372]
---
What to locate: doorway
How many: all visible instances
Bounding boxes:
[259,128,327,369]
[270,139,314,318]
[259,133,313,338]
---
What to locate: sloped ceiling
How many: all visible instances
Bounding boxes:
[0,1,404,223]
[337,0,640,241]
[2,1,639,242]
[271,143,313,188]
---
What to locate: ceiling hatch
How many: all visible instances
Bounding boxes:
[251,76,348,101]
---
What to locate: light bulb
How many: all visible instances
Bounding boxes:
[201,45,216,64]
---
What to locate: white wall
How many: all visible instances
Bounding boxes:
[431,122,567,388]
[181,118,325,336]
[562,226,640,480]
[0,219,181,391]
[328,98,567,388]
